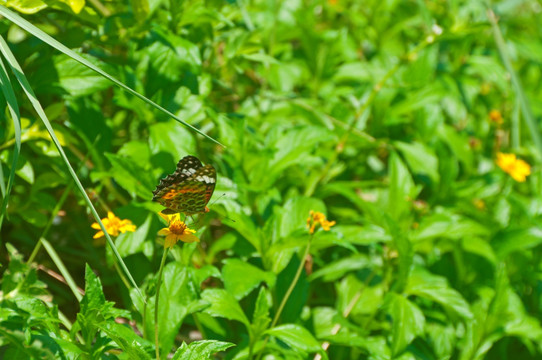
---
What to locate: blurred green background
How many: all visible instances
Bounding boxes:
[1,0,542,359]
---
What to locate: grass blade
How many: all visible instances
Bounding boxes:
[487,8,542,157]
[0,55,21,232]
[0,5,224,148]
[0,35,145,305]
[41,238,83,302]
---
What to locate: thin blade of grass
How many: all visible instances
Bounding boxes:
[0,35,145,305]
[0,5,224,148]
[512,98,520,149]
[41,238,83,302]
[487,8,542,157]
[0,55,21,232]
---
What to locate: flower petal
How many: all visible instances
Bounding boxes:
[91,222,101,229]
[158,228,171,236]
[180,234,200,243]
[158,211,170,222]
[119,223,136,233]
[164,237,177,249]
[93,231,104,239]
[159,212,180,224]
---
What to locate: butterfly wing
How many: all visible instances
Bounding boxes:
[152,156,216,215]
[152,156,202,202]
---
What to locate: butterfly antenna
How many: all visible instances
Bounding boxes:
[209,193,227,207]
[208,193,236,223]
[186,215,200,228]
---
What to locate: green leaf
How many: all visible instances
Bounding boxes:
[242,53,279,65]
[387,293,425,357]
[153,262,201,356]
[99,322,153,360]
[145,27,202,79]
[149,122,196,165]
[222,259,275,300]
[388,151,417,221]
[0,328,55,359]
[1,243,45,295]
[131,0,149,21]
[80,263,107,314]
[172,340,235,360]
[266,324,322,353]
[115,214,152,257]
[0,55,21,230]
[385,215,413,293]
[15,159,33,184]
[412,212,489,242]
[2,0,46,14]
[405,267,473,320]
[336,274,384,316]
[104,153,155,199]
[54,54,113,97]
[201,288,250,328]
[461,237,497,265]
[492,227,542,259]
[426,323,455,360]
[251,287,271,336]
[309,254,371,282]
[437,124,474,170]
[395,141,439,184]
[334,224,391,245]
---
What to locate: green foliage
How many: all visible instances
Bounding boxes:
[1,0,542,359]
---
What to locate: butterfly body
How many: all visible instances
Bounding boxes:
[152,156,216,215]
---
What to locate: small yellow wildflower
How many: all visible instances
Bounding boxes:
[480,83,491,95]
[91,212,136,239]
[158,212,199,248]
[473,199,486,210]
[307,210,336,235]
[496,152,531,182]
[489,109,503,125]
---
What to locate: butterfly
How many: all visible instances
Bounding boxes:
[152,155,216,216]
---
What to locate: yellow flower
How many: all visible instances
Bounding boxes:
[158,213,199,248]
[91,212,136,239]
[496,152,531,182]
[489,109,503,125]
[307,210,336,234]
[480,83,491,95]
[473,199,486,210]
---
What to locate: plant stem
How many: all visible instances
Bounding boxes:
[487,7,542,157]
[155,248,169,360]
[255,235,312,360]
[314,271,375,360]
[272,238,311,328]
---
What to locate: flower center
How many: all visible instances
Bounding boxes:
[170,221,187,235]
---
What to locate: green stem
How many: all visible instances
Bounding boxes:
[155,248,169,360]
[487,7,542,158]
[271,238,311,328]
[255,235,312,360]
[314,272,376,360]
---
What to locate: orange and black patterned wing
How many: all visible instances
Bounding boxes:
[152,155,202,202]
[152,156,216,215]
